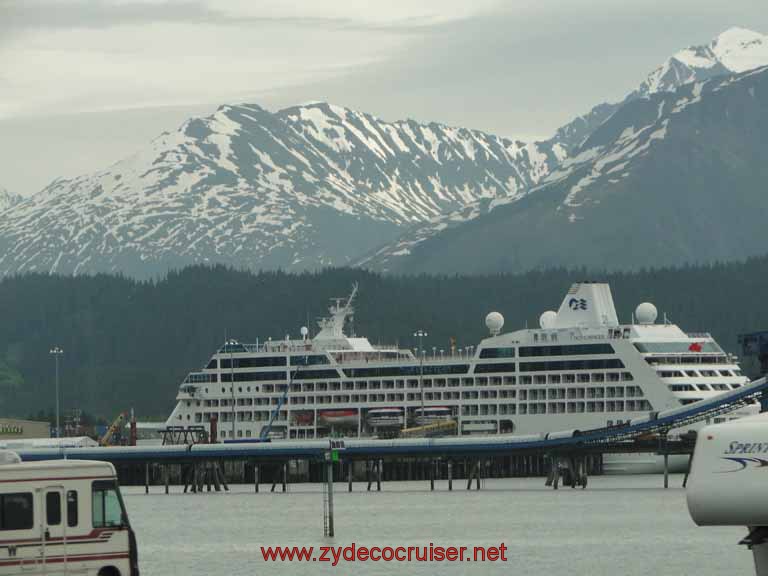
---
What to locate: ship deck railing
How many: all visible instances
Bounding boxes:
[15,377,768,463]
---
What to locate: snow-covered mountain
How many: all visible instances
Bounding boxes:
[360,65,768,274]
[557,27,768,152]
[634,26,768,97]
[0,103,563,277]
[2,27,766,278]
[358,27,768,271]
[0,188,21,213]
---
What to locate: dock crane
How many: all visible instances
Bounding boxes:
[99,412,127,446]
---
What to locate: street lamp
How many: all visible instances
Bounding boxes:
[413,330,428,425]
[49,346,64,438]
[225,338,238,440]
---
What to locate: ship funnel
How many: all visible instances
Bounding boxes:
[553,282,619,328]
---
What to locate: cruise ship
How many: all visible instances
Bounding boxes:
[165,282,756,469]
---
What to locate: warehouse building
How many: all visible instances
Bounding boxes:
[0,417,50,440]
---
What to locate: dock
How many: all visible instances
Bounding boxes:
[15,375,767,491]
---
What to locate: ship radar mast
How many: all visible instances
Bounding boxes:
[315,283,358,339]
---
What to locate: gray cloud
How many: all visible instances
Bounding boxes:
[259,0,768,139]
[0,1,202,40]
[2,0,768,196]
[0,0,442,39]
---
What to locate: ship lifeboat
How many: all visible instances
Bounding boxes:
[292,411,314,426]
[415,406,453,426]
[319,409,358,426]
[366,407,404,427]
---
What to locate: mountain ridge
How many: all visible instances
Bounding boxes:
[0,188,21,213]
[2,27,767,278]
[0,102,562,277]
[357,27,768,271]
[367,65,768,274]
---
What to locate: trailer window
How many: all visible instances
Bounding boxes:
[0,493,33,530]
[92,481,125,528]
[46,492,61,525]
[67,491,78,527]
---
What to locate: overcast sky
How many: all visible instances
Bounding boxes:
[1,0,767,196]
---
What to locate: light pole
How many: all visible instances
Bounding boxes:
[413,330,428,425]
[226,339,238,440]
[49,346,63,438]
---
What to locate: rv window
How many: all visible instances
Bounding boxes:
[92,481,125,528]
[46,492,61,526]
[0,493,33,531]
[67,491,78,527]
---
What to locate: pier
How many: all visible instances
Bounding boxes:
[12,377,765,537]
[16,375,767,493]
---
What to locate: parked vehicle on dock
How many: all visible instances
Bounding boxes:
[0,452,139,576]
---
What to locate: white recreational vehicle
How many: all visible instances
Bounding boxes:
[0,452,138,576]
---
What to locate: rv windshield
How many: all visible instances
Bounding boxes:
[92,480,128,528]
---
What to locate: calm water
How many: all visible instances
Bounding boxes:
[123,474,752,576]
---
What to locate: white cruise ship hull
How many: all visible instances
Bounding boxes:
[166,282,755,476]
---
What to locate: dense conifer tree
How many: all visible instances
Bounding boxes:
[2,258,767,419]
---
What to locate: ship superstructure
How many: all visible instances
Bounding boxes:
[166,282,754,442]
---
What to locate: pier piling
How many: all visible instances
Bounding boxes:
[323,454,335,537]
[682,453,693,488]
[430,460,435,491]
[467,460,482,490]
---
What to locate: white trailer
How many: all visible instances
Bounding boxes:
[687,412,768,575]
[0,455,138,576]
